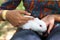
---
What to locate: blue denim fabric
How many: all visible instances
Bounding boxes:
[11,25,60,40]
[11,29,41,40]
[47,25,60,40]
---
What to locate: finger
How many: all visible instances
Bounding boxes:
[23,17,34,21]
[18,21,28,27]
[20,21,27,25]
[48,23,54,34]
[18,10,31,15]
[24,15,34,18]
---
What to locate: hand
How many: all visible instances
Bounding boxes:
[41,15,55,33]
[6,10,34,27]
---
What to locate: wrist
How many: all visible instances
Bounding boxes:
[0,10,4,21]
[2,10,8,20]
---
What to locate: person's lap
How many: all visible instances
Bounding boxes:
[10,29,41,40]
[47,25,60,40]
[11,25,60,40]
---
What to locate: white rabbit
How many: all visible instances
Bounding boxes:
[20,16,47,33]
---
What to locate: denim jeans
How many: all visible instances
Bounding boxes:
[11,25,60,40]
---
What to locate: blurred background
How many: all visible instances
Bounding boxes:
[0,0,25,40]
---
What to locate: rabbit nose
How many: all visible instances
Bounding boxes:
[40,25,42,27]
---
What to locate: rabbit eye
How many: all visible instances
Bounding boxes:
[40,25,42,27]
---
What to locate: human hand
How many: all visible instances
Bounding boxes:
[41,15,55,33]
[6,10,34,27]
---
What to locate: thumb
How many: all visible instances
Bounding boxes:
[19,10,31,15]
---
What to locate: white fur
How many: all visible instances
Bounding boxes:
[20,16,47,33]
